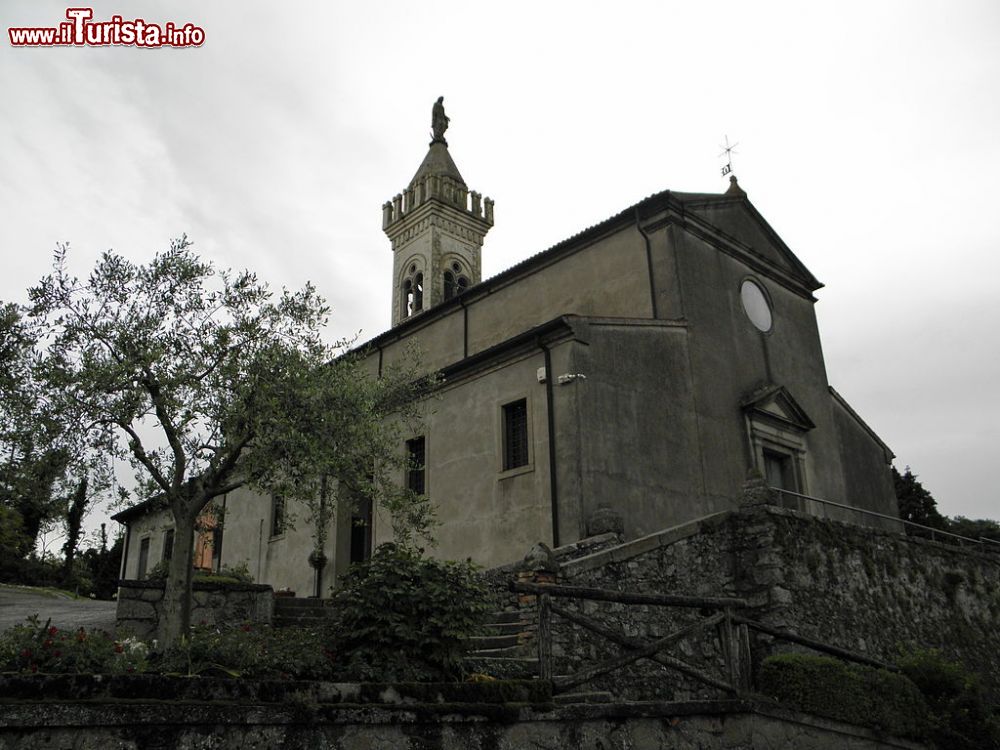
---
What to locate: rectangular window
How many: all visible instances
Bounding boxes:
[270,494,285,538]
[502,399,529,471]
[137,537,150,580]
[406,436,426,495]
[161,529,175,562]
[763,449,797,492]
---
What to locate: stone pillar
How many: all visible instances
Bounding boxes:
[484,197,494,225]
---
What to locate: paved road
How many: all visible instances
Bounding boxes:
[0,586,117,633]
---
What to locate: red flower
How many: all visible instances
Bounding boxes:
[48,626,58,636]
[114,644,124,654]
[43,639,53,648]
[53,650,61,657]
[20,649,31,659]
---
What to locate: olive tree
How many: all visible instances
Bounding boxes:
[28,239,430,645]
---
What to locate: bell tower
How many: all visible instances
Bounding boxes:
[382,97,494,327]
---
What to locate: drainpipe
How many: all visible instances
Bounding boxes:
[119,522,131,580]
[458,294,470,359]
[635,205,659,319]
[256,519,264,583]
[539,340,560,548]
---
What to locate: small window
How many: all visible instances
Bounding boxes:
[270,494,285,537]
[137,537,150,580]
[502,399,529,470]
[406,436,426,495]
[443,270,456,301]
[402,278,413,318]
[413,273,424,311]
[161,529,175,562]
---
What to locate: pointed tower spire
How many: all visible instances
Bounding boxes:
[382,98,494,327]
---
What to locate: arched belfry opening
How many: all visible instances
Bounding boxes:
[382,98,494,327]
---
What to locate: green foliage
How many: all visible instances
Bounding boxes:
[156,623,336,680]
[758,653,929,739]
[894,466,947,530]
[147,561,253,585]
[899,649,1000,750]
[25,240,433,642]
[0,616,148,675]
[947,516,1000,544]
[332,543,489,682]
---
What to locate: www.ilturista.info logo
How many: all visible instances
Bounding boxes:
[8,7,205,48]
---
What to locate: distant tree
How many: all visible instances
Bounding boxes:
[946,516,1000,544]
[28,239,430,645]
[893,466,947,530]
[1,302,111,574]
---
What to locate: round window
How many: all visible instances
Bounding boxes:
[740,279,773,332]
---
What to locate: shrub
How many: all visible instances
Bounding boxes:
[146,561,253,585]
[758,652,929,739]
[0,616,148,675]
[331,543,489,682]
[155,622,336,680]
[899,649,1000,750]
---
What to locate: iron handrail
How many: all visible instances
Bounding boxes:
[771,488,989,548]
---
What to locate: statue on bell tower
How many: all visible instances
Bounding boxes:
[382,99,494,327]
[431,96,449,144]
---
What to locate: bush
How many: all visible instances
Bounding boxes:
[331,543,489,682]
[156,622,336,680]
[0,616,148,675]
[899,649,1000,750]
[758,652,929,739]
[146,561,253,585]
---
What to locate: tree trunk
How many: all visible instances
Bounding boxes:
[158,505,198,646]
[61,477,88,584]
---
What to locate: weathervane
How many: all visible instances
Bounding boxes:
[718,135,739,177]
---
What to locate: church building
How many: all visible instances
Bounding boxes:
[115,101,897,596]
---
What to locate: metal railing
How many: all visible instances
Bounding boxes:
[771,488,996,550]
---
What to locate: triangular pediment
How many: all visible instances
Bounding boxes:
[678,195,822,292]
[741,384,815,432]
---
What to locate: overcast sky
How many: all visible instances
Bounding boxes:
[2,1,998,537]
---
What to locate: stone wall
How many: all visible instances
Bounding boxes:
[116,580,274,640]
[547,505,1000,699]
[0,675,924,749]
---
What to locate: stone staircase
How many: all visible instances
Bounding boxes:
[272,597,337,628]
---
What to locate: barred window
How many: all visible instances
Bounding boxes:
[502,399,529,470]
[407,436,426,495]
[161,529,175,562]
[270,494,285,537]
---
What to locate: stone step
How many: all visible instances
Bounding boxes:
[467,633,521,651]
[487,610,525,625]
[463,656,540,680]
[482,620,527,636]
[273,597,335,610]
[554,691,614,705]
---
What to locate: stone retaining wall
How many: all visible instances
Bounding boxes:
[0,675,924,750]
[548,505,1000,699]
[115,580,274,639]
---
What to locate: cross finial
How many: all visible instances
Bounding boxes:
[718,135,739,178]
